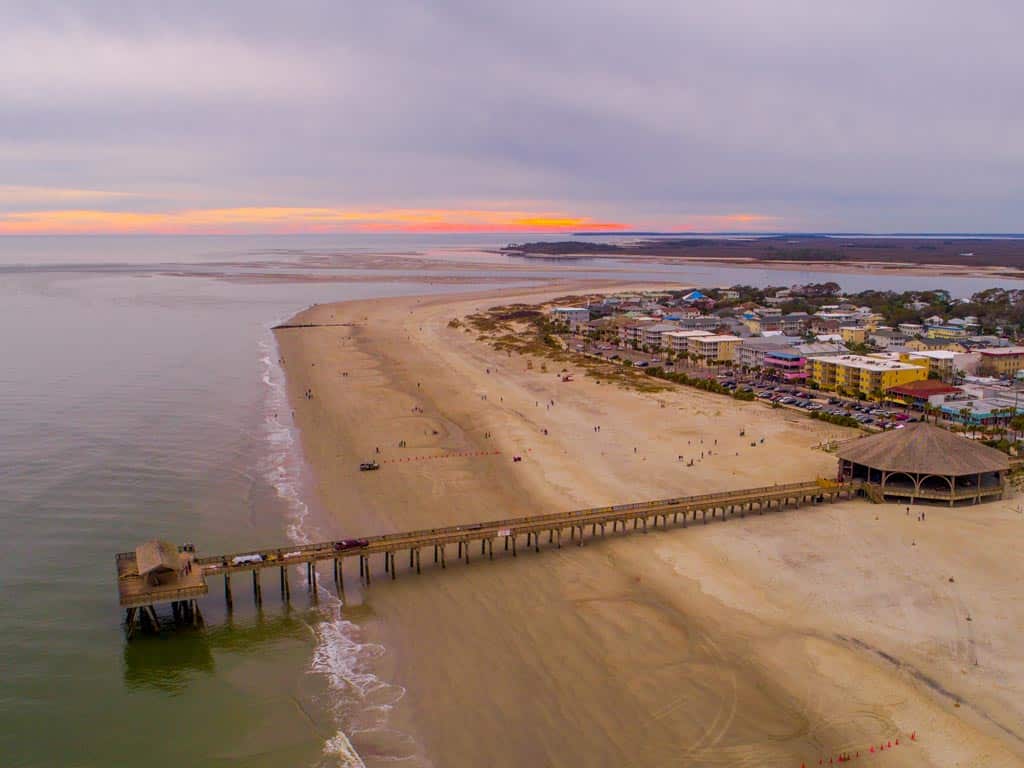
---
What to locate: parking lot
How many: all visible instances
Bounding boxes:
[564,337,921,430]
[715,373,918,430]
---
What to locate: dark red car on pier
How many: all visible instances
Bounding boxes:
[334,539,369,552]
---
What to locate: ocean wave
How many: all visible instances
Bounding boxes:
[257,331,409,768]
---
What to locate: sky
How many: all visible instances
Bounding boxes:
[2,2,1022,235]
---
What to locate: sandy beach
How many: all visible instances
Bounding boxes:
[275,284,1024,767]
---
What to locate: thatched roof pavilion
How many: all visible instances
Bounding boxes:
[135,540,181,585]
[838,423,1008,505]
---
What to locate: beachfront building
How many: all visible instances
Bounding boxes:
[896,350,964,382]
[642,322,682,349]
[735,337,801,369]
[809,354,927,400]
[898,323,925,337]
[978,347,1024,378]
[617,318,657,346]
[763,350,808,381]
[688,334,742,363]
[837,423,1008,505]
[662,330,711,355]
[550,306,590,331]
[939,396,1024,426]
[885,380,961,409]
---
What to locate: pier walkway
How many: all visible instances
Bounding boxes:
[116,478,860,636]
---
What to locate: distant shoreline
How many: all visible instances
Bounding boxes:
[502,235,1024,276]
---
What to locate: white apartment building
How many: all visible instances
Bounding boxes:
[661,330,712,354]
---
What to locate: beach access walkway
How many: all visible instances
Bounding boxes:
[116,478,861,637]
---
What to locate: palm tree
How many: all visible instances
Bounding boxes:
[1009,414,1024,442]
[959,406,973,437]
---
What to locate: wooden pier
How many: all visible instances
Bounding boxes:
[116,479,860,636]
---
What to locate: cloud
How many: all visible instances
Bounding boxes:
[1,2,1022,231]
[0,25,327,106]
[0,185,142,209]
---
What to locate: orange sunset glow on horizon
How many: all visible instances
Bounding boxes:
[0,206,778,235]
[0,207,628,235]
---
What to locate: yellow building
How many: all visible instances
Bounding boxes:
[840,326,866,344]
[978,347,1024,378]
[925,325,968,340]
[904,338,967,353]
[689,334,741,363]
[898,351,956,382]
[810,354,928,400]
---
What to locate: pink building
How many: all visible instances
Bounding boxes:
[763,351,808,380]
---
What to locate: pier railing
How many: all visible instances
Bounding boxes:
[116,478,862,636]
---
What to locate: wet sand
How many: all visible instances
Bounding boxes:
[275,284,1024,767]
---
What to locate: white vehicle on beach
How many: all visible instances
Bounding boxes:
[283,551,303,559]
[230,554,264,566]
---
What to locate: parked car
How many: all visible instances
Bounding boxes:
[231,554,264,566]
[334,539,369,551]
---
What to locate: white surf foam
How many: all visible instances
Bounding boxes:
[257,329,410,768]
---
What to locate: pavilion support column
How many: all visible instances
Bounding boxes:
[390,552,396,579]
[416,548,422,573]
[441,546,446,569]
[556,528,562,548]
[224,574,233,609]
[252,570,262,606]
[534,533,540,553]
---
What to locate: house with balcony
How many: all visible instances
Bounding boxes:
[689,334,742,363]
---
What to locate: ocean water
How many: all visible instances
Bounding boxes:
[0,234,1016,768]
